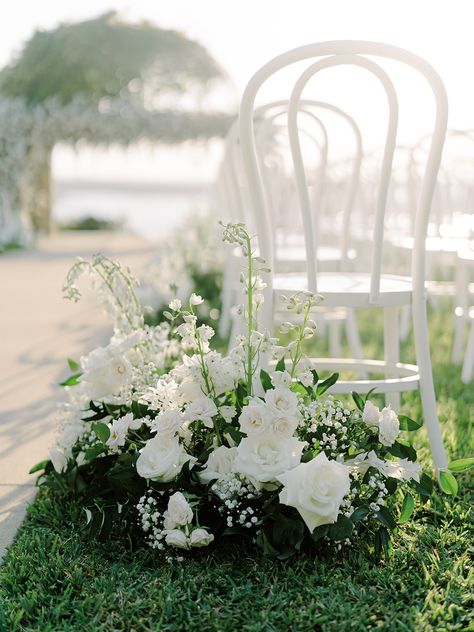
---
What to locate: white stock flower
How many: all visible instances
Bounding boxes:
[234,436,305,484]
[164,529,190,549]
[169,298,182,311]
[362,400,380,427]
[220,405,237,423]
[190,293,204,306]
[278,452,351,532]
[136,434,196,482]
[199,445,238,483]
[378,407,400,446]
[345,450,421,482]
[238,400,271,436]
[49,445,68,473]
[190,528,214,548]
[185,396,218,428]
[166,492,193,527]
[271,371,292,389]
[106,416,129,450]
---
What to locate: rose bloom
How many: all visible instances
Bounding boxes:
[80,345,132,401]
[190,528,214,548]
[362,400,380,427]
[164,529,190,549]
[378,407,400,446]
[234,435,306,484]
[136,434,196,482]
[238,400,271,436]
[199,445,238,483]
[166,492,193,527]
[185,396,218,429]
[264,387,299,417]
[278,452,351,532]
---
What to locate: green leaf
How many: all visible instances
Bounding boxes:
[93,422,111,444]
[29,460,50,474]
[398,415,423,431]
[260,369,273,392]
[352,391,365,412]
[59,372,82,387]
[399,492,415,524]
[84,445,105,461]
[328,514,354,541]
[439,470,458,495]
[350,505,369,524]
[275,357,286,373]
[83,507,93,525]
[448,457,474,472]
[67,357,80,371]
[316,372,339,397]
[374,526,391,558]
[388,440,417,462]
[374,506,397,531]
[310,523,329,542]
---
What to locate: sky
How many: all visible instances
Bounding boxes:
[1,0,474,182]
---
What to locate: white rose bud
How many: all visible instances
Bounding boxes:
[362,400,380,427]
[199,445,238,483]
[190,528,214,548]
[378,406,400,446]
[167,491,194,526]
[165,529,190,549]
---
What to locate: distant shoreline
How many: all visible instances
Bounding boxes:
[54,179,211,195]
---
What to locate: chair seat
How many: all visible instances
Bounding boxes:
[276,244,356,263]
[273,272,413,307]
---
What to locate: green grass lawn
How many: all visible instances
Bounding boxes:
[1,303,473,631]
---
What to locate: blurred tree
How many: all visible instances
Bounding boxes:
[0,11,225,105]
[0,12,233,233]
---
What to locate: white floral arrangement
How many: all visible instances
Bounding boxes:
[32,224,469,560]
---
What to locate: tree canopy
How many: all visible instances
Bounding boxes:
[0,11,227,105]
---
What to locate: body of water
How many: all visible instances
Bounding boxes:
[53,180,212,239]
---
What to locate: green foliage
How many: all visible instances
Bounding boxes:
[0,12,225,105]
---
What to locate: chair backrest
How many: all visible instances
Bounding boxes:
[239,42,448,303]
[222,98,363,269]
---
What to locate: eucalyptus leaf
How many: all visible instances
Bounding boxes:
[439,470,458,495]
[448,457,474,472]
[398,415,423,431]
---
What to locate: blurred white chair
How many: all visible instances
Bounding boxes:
[452,250,474,375]
[239,41,449,471]
[219,99,365,364]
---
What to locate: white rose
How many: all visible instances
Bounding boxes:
[378,407,400,446]
[278,452,351,532]
[167,491,193,526]
[49,445,68,473]
[190,528,214,548]
[234,436,305,484]
[362,400,380,427]
[271,415,299,438]
[165,529,190,549]
[264,387,299,417]
[238,400,271,436]
[185,396,218,429]
[80,345,132,401]
[136,434,196,482]
[154,410,184,437]
[199,446,238,483]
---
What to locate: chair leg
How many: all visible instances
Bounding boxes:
[383,306,400,411]
[461,319,474,383]
[399,305,411,341]
[452,313,466,365]
[452,260,468,364]
[412,298,448,471]
[345,308,367,378]
[218,258,236,338]
[329,320,342,357]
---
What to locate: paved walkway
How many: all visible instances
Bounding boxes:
[0,231,156,559]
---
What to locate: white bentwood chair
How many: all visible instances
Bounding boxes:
[238,42,449,471]
[219,99,365,363]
